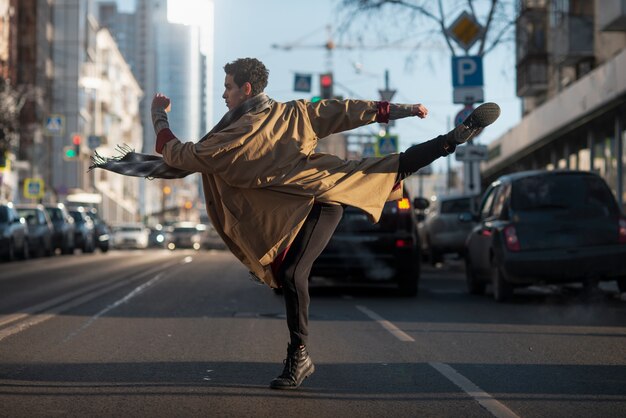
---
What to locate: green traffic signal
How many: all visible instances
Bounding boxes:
[65,148,77,158]
[311,96,321,103]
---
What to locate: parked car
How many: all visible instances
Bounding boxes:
[416,194,480,264]
[85,208,110,252]
[166,222,203,250]
[197,223,226,250]
[68,207,96,253]
[0,202,29,261]
[44,203,75,254]
[111,223,149,249]
[462,170,626,302]
[16,204,54,257]
[148,224,167,248]
[310,191,421,296]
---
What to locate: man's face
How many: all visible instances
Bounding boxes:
[222,74,249,110]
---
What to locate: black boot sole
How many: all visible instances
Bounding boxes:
[465,102,500,129]
[269,363,315,390]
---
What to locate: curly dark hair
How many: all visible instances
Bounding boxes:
[223,58,269,96]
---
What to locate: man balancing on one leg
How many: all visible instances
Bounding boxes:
[92,57,500,389]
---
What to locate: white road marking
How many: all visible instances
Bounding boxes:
[0,260,181,343]
[64,272,166,341]
[429,362,520,418]
[357,305,520,418]
[355,305,415,342]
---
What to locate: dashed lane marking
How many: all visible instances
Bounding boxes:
[357,305,520,418]
[355,305,415,342]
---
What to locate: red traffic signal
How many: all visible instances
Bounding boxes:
[319,73,333,99]
[320,73,332,88]
[72,134,81,146]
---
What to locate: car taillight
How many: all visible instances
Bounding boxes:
[395,238,412,248]
[619,217,626,244]
[397,198,410,211]
[503,225,520,252]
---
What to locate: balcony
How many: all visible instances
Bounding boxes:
[516,55,548,97]
[598,0,626,31]
[551,14,594,65]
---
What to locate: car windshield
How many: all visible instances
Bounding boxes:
[440,198,475,214]
[17,209,38,225]
[173,227,197,233]
[118,226,143,232]
[512,174,619,216]
[69,212,84,223]
[46,208,64,221]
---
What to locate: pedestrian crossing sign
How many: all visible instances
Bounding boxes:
[294,73,312,93]
[44,114,65,136]
[362,142,376,157]
[375,134,399,156]
[24,178,45,199]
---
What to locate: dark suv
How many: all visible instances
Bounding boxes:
[463,170,626,301]
[310,192,421,295]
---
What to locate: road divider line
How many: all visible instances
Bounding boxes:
[0,259,182,343]
[355,305,415,342]
[64,272,166,341]
[355,305,518,417]
[429,362,520,418]
[0,257,183,328]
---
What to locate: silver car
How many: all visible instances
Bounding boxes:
[417,194,480,264]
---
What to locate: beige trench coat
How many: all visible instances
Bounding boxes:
[161,99,401,287]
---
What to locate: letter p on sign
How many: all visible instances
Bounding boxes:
[452,56,483,88]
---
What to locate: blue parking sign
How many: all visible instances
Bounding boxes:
[452,56,483,87]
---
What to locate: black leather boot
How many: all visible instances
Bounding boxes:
[446,102,501,144]
[269,343,315,390]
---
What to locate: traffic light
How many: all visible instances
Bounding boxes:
[320,73,333,99]
[63,145,77,160]
[72,133,82,155]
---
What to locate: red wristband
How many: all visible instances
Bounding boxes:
[376,101,390,124]
[155,128,176,154]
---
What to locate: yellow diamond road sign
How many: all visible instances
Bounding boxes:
[447,11,484,51]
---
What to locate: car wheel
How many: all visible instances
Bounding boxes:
[617,278,626,293]
[397,275,418,296]
[5,239,16,261]
[37,238,47,257]
[491,263,512,302]
[19,240,30,260]
[465,258,486,295]
[396,264,419,297]
[84,236,95,253]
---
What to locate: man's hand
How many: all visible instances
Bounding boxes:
[412,104,428,119]
[152,93,171,112]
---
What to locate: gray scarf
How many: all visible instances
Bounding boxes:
[89,93,273,179]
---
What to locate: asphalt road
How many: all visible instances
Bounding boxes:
[1,249,625,418]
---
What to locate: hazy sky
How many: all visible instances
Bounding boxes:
[115,0,521,172]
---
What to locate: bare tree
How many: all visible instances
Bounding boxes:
[336,0,516,58]
[0,78,42,154]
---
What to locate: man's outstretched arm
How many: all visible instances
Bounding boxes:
[305,99,427,139]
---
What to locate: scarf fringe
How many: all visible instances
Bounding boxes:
[88,144,135,171]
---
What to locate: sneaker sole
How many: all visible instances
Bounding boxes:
[466,102,500,128]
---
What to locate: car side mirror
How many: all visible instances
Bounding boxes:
[458,212,476,223]
[413,197,430,210]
